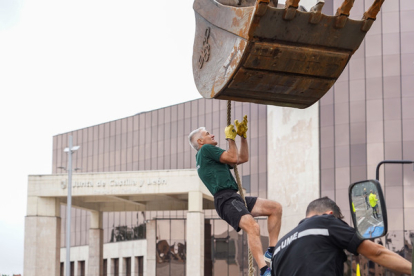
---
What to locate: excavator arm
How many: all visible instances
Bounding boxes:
[192,0,385,108]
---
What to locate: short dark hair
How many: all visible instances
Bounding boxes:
[306,197,344,219]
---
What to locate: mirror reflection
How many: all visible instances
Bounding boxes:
[351,181,385,239]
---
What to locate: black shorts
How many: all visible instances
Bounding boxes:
[214,189,258,232]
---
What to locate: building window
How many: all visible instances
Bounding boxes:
[156,219,186,275]
[112,258,119,276]
[70,262,74,276]
[103,259,107,276]
[108,212,147,243]
[135,256,144,276]
[124,257,131,276]
[78,261,85,276]
[60,262,64,276]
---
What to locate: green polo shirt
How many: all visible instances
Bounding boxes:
[196,144,238,195]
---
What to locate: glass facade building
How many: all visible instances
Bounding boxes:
[319,0,414,274]
[54,100,269,275]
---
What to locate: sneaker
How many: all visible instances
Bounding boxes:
[260,267,271,276]
[264,250,273,263]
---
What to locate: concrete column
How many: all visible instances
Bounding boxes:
[187,191,205,276]
[133,257,138,276]
[121,258,124,276]
[88,210,103,276]
[146,220,156,276]
[119,257,124,276]
[267,104,320,236]
[24,197,61,276]
[74,261,78,275]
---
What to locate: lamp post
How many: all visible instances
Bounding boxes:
[63,135,80,276]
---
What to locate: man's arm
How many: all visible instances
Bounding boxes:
[357,239,412,275]
[237,137,248,164]
[219,139,238,165]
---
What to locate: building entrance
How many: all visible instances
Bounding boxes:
[24,169,214,276]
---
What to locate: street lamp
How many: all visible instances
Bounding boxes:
[63,135,80,276]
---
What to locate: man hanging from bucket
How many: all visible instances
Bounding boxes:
[188,116,282,276]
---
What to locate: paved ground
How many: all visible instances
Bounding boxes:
[353,196,384,238]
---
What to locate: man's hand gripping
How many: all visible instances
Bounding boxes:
[225,125,237,141]
[235,115,248,139]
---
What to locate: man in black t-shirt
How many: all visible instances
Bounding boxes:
[271,197,412,276]
[189,116,282,276]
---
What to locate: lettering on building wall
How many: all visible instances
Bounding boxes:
[60,178,167,190]
[110,179,137,187]
[73,181,94,188]
[61,180,67,189]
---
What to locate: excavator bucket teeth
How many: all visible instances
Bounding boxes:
[192,0,384,108]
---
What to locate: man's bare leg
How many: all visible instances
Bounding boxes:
[251,198,283,247]
[239,214,267,269]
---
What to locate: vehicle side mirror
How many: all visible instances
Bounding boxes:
[348,180,388,240]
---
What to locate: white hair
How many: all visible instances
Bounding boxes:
[188,127,205,151]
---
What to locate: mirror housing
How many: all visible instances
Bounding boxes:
[348,179,388,240]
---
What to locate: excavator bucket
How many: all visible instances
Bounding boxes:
[192,0,384,108]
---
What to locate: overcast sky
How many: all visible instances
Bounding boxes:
[0,0,315,273]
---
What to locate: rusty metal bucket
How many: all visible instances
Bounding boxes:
[192,0,384,108]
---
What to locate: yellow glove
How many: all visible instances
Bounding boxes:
[224,125,237,141]
[235,115,248,139]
